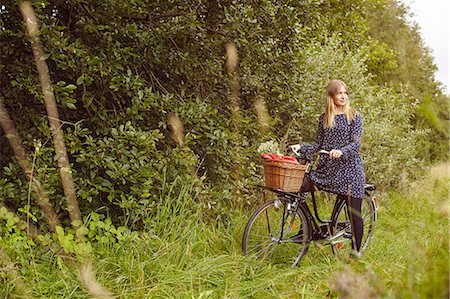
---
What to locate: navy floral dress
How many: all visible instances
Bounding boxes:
[300,113,365,199]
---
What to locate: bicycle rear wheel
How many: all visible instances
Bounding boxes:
[330,194,376,258]
[242,197,310,267]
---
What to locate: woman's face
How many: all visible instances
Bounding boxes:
[332,86,348,109]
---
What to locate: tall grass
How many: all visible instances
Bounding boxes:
[0,165,448,298]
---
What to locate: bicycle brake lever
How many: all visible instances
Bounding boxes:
[287,146,301,157]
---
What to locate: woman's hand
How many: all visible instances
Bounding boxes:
[329,149,343,159]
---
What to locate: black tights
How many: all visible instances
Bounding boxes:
[338,195,363,252]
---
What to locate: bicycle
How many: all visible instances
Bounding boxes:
[242,149,377,267]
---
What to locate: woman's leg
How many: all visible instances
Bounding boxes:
[348,196,363,252]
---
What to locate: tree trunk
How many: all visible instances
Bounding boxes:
[20,2,82,229]
[0,96,60,232]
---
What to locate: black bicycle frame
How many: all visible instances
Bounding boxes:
[259,185,344,242]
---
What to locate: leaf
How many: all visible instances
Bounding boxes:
[0,207,8,216]
[55,226,64,236]
[65,84,77,91]
[76,75,84,85]
[66,102,76,109]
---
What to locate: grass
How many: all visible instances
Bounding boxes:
[1,164,448,298]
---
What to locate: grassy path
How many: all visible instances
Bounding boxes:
[1,164,449,298]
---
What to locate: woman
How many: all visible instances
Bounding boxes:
[290,79,365,256]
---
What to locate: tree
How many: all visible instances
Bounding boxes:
[20,1,82,229]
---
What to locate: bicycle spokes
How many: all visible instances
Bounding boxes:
[330,194,377,258]
[242,199,310,267]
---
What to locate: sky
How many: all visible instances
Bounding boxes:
[402,0,450,94]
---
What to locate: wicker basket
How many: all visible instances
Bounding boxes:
[263,160,306,192]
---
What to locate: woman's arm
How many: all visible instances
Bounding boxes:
[339,113,362,158]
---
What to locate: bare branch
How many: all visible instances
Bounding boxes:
[20,1,82,230]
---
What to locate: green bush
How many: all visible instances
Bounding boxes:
[0,0,446,231]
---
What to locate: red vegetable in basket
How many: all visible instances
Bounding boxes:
[261,153,275,160]
[280,156,298,164]
[282,156,297,162]
[261,153,298,164]
[261,153,282,160]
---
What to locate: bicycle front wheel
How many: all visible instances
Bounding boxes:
[242,198,310,267]
[330,194,376,258]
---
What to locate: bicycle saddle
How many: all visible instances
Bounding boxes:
[364,184,376,191]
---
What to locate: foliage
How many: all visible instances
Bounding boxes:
[0,0,447,231]
[0,206,32,251]
[359,86,428,189]
[257,140,281,155]
[0,2,448,298]
[0,164,448,298]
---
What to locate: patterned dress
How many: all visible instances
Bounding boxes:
[300,113,365,199]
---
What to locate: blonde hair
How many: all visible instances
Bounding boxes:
[323,79,357,128]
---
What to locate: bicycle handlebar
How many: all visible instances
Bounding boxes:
[318,149,330,155]
[288,147,330,157]
[288,147,301,157]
